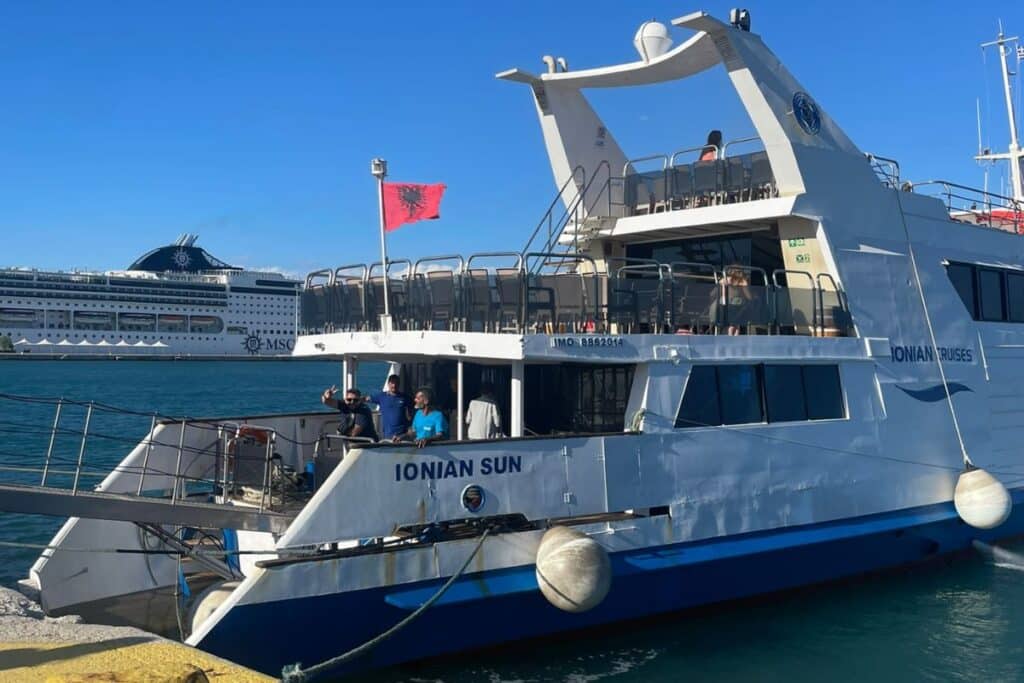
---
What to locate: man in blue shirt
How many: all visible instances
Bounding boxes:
[368,374,413,439]
[396,388,448,448]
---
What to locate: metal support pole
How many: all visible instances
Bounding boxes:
[72,403,92,495]
[456,360,464,441]
[259,434,274,513]
[510,361,524,438]
[371,158,393,331]
[41,400,63,487]
[137,413,158,496]
[171,420,186,504]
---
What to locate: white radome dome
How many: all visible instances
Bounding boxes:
[633,21,673,62]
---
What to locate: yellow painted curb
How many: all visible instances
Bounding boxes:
[0,639,275,682]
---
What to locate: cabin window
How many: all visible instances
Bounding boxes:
[764,365,807,422]
[802,365,844,420]
[1007,273,1024,323]
[946,263,977,318]
[676,363,844,429]
[525,363,635,434]
[717,365,763,425]
[675,365,720,428]
[978,268,1005,321]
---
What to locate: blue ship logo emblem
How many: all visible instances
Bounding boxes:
[792,92,821,136]
[242,333,262,355]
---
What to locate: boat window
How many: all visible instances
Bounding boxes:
[72,310,115,330]
[45,310,71,330]
[802,365,844,420]
[525,363,635,434]
[157,314,188,332]
[946,263,977,318]
[717,365,763,425]
[978,268,1005,321]
[674,365,720,428]
[676,363,844,429]
[1007,273,1024,323]
[190,315,224,333]
[764,365,807,422]
[0,308,43,328]
[626,233,784,275]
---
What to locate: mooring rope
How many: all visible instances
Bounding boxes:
[280,527,491,682]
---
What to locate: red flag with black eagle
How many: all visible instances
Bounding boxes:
[382,182,446,232]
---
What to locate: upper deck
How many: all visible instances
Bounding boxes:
[297,247,853,358]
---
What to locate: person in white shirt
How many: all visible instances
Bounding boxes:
[465,383,503,440]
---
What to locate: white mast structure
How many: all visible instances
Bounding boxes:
[977,25,1024,204]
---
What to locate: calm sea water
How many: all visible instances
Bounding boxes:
[2,361,1024,682]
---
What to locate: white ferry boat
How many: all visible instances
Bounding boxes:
[0,234,300,356]
[10,8,1024,680]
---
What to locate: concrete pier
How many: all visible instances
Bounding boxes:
[0,587,272,682]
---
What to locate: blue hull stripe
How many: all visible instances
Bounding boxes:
[196,492,1024,678]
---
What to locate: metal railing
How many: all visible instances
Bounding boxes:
[910,180,1024,233]
[865,153,901,188]
[0,395,300,515]
[622,136,776,215]
[301,253,852,338]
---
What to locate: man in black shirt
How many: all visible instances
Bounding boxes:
[321,386,378,441]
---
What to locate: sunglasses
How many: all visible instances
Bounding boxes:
[344,397,358,402]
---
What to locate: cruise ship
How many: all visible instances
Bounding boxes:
[0,235,300,356]
[6,8,1024,682]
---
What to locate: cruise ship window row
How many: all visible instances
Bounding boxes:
[0,308,227,333]
[4,276,227,293]
[0,280,230,298]
[946,261,1024,323]
[0,290,228,307]
[675,363,845,429]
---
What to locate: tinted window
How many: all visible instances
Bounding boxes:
[1007,273,1024,323]
[717,365,763,425]
[978,269,1005,321]
[803,365,844,420]
[946,263,976,318]
[764,365,807,422]
[675,365,720,428]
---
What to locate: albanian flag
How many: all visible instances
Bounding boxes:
[382,182,446,232]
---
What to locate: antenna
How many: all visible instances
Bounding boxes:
[978,24,1024,203]
[976,98,983,156]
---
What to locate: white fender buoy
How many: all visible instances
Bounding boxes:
[535,526,611,613]
[954,467,1012,530]
[188,580,241,633]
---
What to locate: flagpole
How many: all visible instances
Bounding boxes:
[371,158,392,330]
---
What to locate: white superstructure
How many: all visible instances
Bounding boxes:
[0,235,300,356]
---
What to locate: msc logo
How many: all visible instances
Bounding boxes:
[241,333,296,355]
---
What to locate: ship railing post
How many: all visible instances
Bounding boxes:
[72,403,93,495]
[41,399,63,487]
[136,413,158,496]
[259,431,275,513]
[171,419,186,504]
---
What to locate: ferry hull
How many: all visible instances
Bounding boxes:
[196,493,1024,678]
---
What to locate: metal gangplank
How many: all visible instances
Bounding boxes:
[0,395,337,535]
[0,482,292,533]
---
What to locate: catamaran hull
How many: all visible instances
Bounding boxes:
[195,493,1024,678]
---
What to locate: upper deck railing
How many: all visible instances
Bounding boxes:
[300,253,852,339]
[910,180,1024,233]
[618,136,779,217]
[865,153,901,188]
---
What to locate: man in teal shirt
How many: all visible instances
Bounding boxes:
[394,388,448,448]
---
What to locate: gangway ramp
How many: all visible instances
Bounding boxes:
[0,483,293,533]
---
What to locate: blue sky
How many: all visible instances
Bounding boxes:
[1,1,1022,277]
